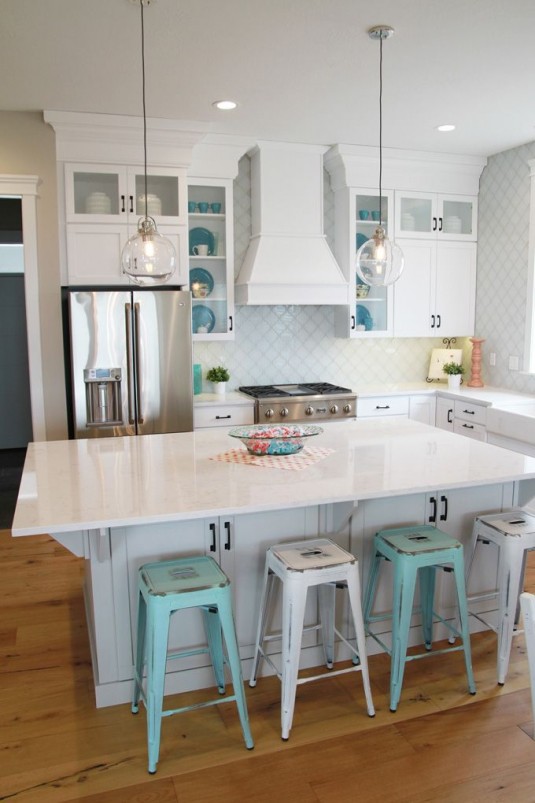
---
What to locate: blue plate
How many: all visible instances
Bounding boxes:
[356,304,373,331]
[189,267,214,298]
[189,227,215,255]
[356,233,368,250]
[192,304,216,334]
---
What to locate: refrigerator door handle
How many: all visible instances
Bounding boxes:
[125,303,136,425]
[134,302,144,424]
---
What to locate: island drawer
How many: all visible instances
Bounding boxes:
[194,404,255,429]
[453,419,487,441]
[454,400,487,426]
[357,395,409,418]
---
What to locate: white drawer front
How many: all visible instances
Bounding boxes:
[357,396,409,418]
[454,400,487,426]
[453,419,487,441]
[194,405,254,429]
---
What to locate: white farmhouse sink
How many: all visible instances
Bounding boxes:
[487,404,535,446]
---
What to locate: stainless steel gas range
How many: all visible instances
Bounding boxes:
[238,383,357,424]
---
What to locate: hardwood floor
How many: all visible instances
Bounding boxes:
[2,529,535,802]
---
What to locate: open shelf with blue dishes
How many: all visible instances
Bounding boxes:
[333,188,394,338]
[187,178,235,340]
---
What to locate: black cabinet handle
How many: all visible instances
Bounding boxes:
[224,521,231,550]
[429,496,437,523]
[438,217,443,232]
[447,408,453,424]
[436,314,441,329]
[215,415,231,420]
[229,315,233,332]
[121,194,126,213]
[209,522,216,552]
[432,217,437,231]
[462,423,475,430]
[351,315,356,330]
[431,314,435,328]
[376,405,390,410]
[463,409,475,415]
[440,494,448,521]
[129,195,134,214]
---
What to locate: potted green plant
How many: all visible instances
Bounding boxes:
[206,365,230,395]
[442,361,465,390]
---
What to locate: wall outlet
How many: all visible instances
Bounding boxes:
[509,355,519,371]
[489,352,496,366]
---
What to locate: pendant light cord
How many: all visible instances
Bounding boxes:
[140,0,148,217]
[378,32,383,227]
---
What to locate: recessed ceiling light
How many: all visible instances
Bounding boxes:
[212,100,238,111]
[436,124,456,132]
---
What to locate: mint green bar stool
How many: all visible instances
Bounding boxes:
[132,555,254,774]
[363,525,476,712]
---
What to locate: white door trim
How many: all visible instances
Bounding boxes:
[0,175,46,442]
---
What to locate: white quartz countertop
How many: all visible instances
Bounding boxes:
[353,382,535,407]
[12,419,535,537]
[194,391,254,407]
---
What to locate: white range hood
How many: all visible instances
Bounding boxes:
[235,142,349,305]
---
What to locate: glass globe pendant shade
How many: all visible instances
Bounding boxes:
[121,216,176,286]
[355,225,404,287]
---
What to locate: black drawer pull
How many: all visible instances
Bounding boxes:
[376,405,390,410]
[463,409,476,415]
[462,423,475,430]
[215,415,231,420]
[209,522,216,552]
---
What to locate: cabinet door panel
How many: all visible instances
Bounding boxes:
[66,224,128,285]
[435,242,476,336]
[393,240,435,336]
[230,507,319,658]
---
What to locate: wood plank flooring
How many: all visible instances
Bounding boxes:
[2,529,535,802]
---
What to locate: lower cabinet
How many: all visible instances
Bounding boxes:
[82,481,517,704]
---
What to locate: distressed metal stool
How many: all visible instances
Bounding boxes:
[249,538,375,740]
[132,555,254,773]
[459,510,535,685]
[363,525,476,712]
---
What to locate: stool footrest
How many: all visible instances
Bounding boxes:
[161,693,238,719]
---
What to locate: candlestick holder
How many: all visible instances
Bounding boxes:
[467,337,485,387]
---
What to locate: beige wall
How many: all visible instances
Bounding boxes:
[0,111,67,439]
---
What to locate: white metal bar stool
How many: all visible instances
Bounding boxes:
[249,538,375,740]
[460,510,535,685]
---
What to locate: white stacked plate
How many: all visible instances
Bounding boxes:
[137,193,162,216]
[85,192,111,214]
[401,213,415,230]
[443,215,462,234]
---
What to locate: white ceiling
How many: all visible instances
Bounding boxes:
[2,0,535,158]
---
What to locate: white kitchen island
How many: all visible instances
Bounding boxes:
[12,419,535,707]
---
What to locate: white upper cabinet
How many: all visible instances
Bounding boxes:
[332,187,394,338]
[394,239,477,337]
[44,111,206,287]
[325,145,486,340]
[395,191,477,241]
[65,164,187,226]
[188,178,235,340]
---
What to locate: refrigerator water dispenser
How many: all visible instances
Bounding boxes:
[84,368,123,427]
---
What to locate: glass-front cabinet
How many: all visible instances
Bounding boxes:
[394,191,477,241]
[334,188,395,338]
[188,178,234,340]
[65,164,186,226]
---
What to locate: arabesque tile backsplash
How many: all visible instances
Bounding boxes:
[193,148,533,394]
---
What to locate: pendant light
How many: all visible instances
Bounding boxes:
[121,0,177,286]
[356,25,403,287]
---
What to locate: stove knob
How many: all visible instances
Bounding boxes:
[280,407,289,418]
[330,404,339,415]
[305,406,314,416]
[343,403,352,414]
[264,408,274,419]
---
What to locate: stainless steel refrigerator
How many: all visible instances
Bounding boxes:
[66,288,193,438]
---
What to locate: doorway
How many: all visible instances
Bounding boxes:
[0,196,33,527]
